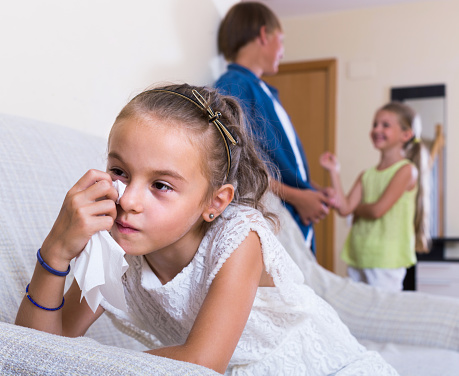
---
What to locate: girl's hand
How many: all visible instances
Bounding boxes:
[319,152,340,172]
[41,169,118,270]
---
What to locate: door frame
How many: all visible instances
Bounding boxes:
[272,58,337,271]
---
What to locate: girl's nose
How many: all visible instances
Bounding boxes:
[118,184,144,213]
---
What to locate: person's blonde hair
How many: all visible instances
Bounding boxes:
[218,2,282,62]
[112,83,278,228]
[379,101,431,253]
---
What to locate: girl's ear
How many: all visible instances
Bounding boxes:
[203,184,235,222]
[402,128,414,143]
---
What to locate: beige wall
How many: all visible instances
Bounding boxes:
[0,0,237,138]
[280,0,459,275]
[3,0,456,275]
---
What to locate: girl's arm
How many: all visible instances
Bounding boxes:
[354,163,418,220]
[146,231,265,374]
[15,169,117,336]
[319,152,363,216]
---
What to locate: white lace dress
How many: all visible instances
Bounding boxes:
[102,204,398,376]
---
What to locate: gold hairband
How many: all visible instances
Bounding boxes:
[149,89,238,179]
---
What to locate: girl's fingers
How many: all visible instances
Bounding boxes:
[84,179,119,204]
[71,169,115,197]
[70,172,118,205]
[87,213,116,233]
[40,171,119,264]
[83,199,118,222]
[67,199,117,236]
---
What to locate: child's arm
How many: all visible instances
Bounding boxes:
[319,152,363,216]
[15,169,117,336]
[146,231,265,374]
[354,163,418,219]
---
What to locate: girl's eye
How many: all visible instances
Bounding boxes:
[110,168,126,177]
[153,182,173,192]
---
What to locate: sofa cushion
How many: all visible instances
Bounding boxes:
[0,113,145,350]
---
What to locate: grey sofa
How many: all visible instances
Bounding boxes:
[1,113,459,375]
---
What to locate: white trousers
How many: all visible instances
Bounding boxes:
[347,266,407,292]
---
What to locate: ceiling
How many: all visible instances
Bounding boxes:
[242,0,424,18]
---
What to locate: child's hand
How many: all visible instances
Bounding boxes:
[40,169,119,270]
[319,152,340,172]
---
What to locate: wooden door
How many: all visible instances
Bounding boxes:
[263,59,336,272]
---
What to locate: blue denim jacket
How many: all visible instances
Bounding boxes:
[215,63,315,251]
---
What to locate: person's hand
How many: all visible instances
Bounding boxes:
[294,189,330,226]
[321,186,340,209]
[319,152,340,172]
[40,169,119,270]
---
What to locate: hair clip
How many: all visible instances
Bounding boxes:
[149,88,238,180]
[192,89,238,146]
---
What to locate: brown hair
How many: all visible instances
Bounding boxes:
[218,2,282,62]
[379,101,431,253]
[112,83,277,226]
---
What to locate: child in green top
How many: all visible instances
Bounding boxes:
[320,102,430,291]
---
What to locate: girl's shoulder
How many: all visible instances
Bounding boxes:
[394,158,415,169]
[207,204,272,249]
[219,203,269,224]
[213,204,277,244]
[385,159,418,182]
[204,203,303,288]
[365,158,413,177]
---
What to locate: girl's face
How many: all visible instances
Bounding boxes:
[370,110,412,151]
[107,116,211,258]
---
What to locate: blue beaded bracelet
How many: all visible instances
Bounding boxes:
[37,248,70,277]
[26,284,65,311]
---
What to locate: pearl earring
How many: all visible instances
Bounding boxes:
[209,213,215,220]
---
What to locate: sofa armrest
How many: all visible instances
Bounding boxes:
[299,258,459,351]
[0,322,218,376]
[266,192,459,352]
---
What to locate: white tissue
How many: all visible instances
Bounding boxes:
[113,179,126,204]
[73,180,129,313]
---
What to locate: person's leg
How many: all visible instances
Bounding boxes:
[364,268,407,291]
[347,266,367,283]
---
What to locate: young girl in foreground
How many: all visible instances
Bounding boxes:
[321,102,429,291]
[16,84,397,375]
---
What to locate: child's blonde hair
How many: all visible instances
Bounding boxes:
[378,101,431,253]
[112,83,277,227]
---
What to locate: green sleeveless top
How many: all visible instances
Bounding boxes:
[341,159,417,269]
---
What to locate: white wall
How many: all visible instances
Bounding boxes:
[280,0,459,275]
[0,0,237,138]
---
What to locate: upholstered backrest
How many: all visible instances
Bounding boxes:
[0,113,144,349]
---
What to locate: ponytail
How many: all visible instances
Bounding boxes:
[405,140,431,253]
[380,102,431,253]
[218,93,280,230]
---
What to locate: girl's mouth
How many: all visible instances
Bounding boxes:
[115,220,139,234]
